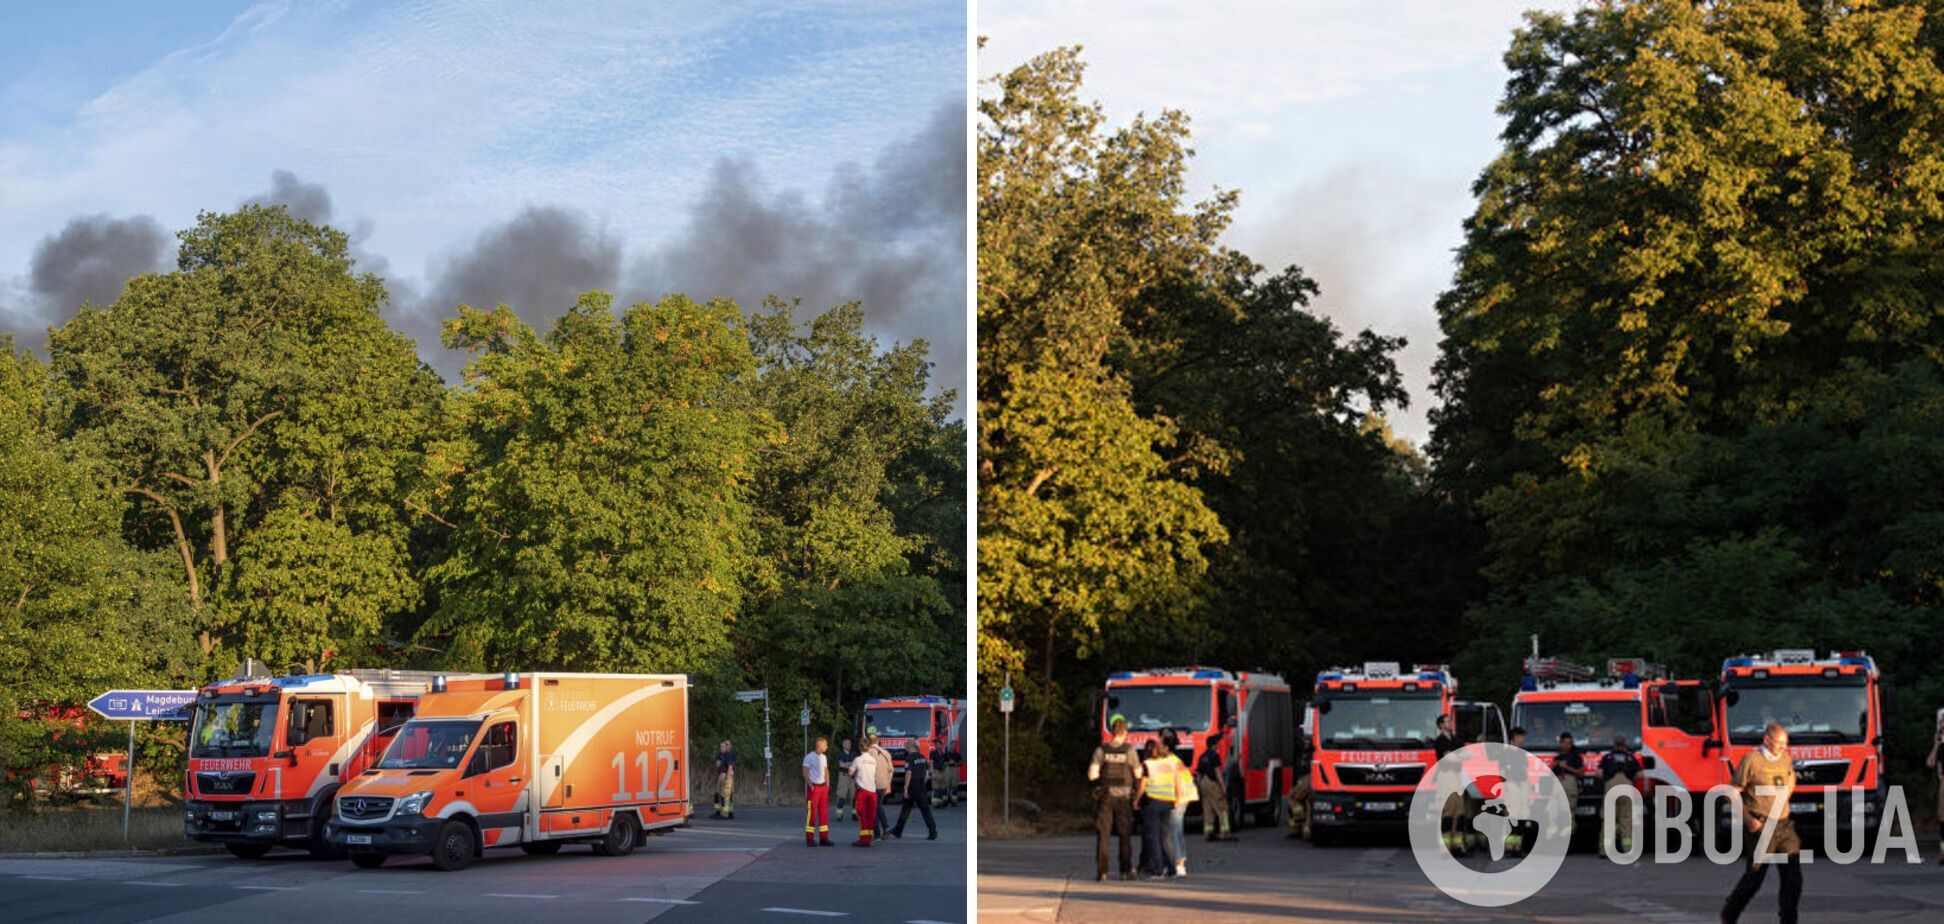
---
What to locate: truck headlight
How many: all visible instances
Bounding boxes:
[255,810,279,822]
[396,790,434,816]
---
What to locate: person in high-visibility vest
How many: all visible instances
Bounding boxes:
[849,740,880,847]
[1139,739,1184,878]
[802,736,832,846]
[1168,736,1198,877]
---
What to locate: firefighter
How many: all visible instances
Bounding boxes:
[1196,732,1233,842]
[1088,713,1143,881]
[802,736,832,846]
[866,731,894,842]
[1503,727,1535,856]
[1285,768,1313,838]
[1432,714,1467,851]
[712,739,737,819]
[1597,734,1642,858]
[891,739,938,840]
[932,735,958,807]
[1721,723,1802,924]
[849,740,879,847]
[1551,731,1587,842]
[1926,714,1943,865]
[833,738,858,821]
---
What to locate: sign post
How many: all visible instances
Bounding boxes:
[734,689,772,806]
[87,689,196,842]
[800,700,811,762]
[999,677,1015,826]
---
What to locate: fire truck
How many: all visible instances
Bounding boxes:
[858,695,965,798]
[1303,662,1504,844]
[1715,650,1888,843]
[1512,656,1715,844]
[1098,667,1296,827]
[184,669,473,858]
[9,704,127,799]
[329,672,690,871]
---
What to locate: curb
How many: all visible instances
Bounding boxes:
[0,845,225,859]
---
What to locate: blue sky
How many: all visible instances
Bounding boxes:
[982,0,1581,444]
[0,1,967,392]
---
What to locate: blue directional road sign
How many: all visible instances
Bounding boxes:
[87,689,197,721]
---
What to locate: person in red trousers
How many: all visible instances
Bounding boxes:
[803,736,832,846]
[851,736,881,847]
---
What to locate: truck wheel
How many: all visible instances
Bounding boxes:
[225,842,272,859]
[308,816,345,860]
[431,819,476,871]
[350,852,386,869]
[520,842,563,856]
[593,813,639,857]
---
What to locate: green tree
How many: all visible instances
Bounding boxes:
[50,206,441,671]
[419,292,761,679]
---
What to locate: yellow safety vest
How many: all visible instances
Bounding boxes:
[1176,763,1199,803]
[1143,755,1184,801]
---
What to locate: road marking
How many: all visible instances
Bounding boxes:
[762,908,848,917]
[236,885,295,890]
[484,893,558,899]
[356,889,424,894]
[20,875,78,881]
[657,846,771,852]
[1605,895,1705,922]
[125,881,185,887]
[621,897,702,905]
[907,920,958,923]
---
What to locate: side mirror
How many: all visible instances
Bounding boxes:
[1316,701,1333,715]
[1639,756,1657,770]
[1722,689,1739,707]
[1702,738,1721,754]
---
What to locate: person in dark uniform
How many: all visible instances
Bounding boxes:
[1432,714,1465,849]
[1598,734,1642,858]
[892,742,938,839]
[1088,714,1144,882]
[833,738,858,821]
[712,739,737,819]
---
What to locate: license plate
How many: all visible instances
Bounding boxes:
[210,811,236,821]
[1577,806,1598,816]
[1791,802,1816,813]
[347,834,372,845]
[1364,802,1398,812]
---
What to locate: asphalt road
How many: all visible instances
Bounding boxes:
[1,805,967,924]
[978,825,1944,922]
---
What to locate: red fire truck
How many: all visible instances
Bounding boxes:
[1098,667,1296,827]
[1512,656,1715,845]
[1303,662,1504,844]
[859,695,965,799]
[184,669,480,858]
[1715,650,1888,844]
[8,704,127,799]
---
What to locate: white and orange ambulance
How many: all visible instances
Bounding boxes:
[327,672,689,871]
[184,669,469,858]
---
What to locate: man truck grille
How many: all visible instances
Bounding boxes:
[1335,765,1425,786]
[1793,760,1849,787]
[196,771,257,795]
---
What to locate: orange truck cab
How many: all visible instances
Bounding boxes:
[1715,650,1888,839]
[184,670,462,858]
[1305,662,1503,842]
[1512,657,1715,837]
[328,672,689,871]
[1099,667,1296,826]
[859,695,965,797]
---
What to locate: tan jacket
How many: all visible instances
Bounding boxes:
[868,745,893,794]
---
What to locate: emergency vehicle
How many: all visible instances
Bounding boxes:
[1512,656,1715,843]
[184,669,467,858]
[1098,667,1296,827]
[328,672,689,871]
[858,695,965,798]
[1715,650,1888,842]
[1303,662,1504,844]
[9,704,127,799]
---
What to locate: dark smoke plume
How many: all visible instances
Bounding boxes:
[247,169,335,224]
[627,98,967,399]
[3,214,172,349]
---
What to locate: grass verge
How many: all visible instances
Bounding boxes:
[0,805,193,853]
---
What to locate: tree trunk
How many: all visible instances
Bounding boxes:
[128,486,200,604]
[1035,621,1057,736]
[205,452,228,569]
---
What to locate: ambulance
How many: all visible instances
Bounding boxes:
[1715,650,1888,843]
[328,672,689,871]
[1512,656,1715,843]
[1098,667,1296,827]
[858,695,965,798]
[184,669,465,858]
[1303,662,1504,844]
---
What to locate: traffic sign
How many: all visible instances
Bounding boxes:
[733,689,768,703]
[998,686,1015,714]
[799,707,811,726]
[88,690,196,721]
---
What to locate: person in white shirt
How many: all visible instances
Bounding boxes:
[850,738,880,847]
[802,736,832,846]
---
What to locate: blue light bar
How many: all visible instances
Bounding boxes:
[1317,671,1343,682]
[1109,671,1134,680]
[1419,671,1443,681]
[1722,657,1754,671]
[272,674,333,688]
[1519,675,1538,691]
[1621,673,1640,689]
[1192,669,1223,679]
[1838,656,1872,668]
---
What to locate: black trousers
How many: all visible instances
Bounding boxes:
[1140,799,1175,875]
[894,790,936,837]
[875,792,891,838]
[1095,795,1133,876]
[1721,836,1802,924]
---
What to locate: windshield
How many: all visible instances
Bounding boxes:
[1108,684,1212,732]
[1315,692,1440,748]
[865,708,935,739]
[1514,699,1641,750]
[1726,680,1869,745]
[376,720,482,769]
[190,699,280,758]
